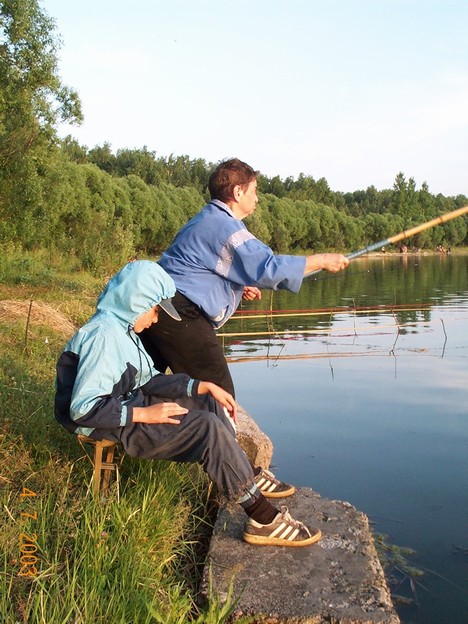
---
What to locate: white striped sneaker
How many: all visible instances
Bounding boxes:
[243,505,322,547]
[254,468,296,498]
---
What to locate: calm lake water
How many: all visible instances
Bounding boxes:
[221,253,468,624]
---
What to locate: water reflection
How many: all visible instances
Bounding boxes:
[222,255,468,624]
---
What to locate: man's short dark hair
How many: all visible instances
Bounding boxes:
[208,158,259,203]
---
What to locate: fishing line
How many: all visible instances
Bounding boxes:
[440,318,447,359]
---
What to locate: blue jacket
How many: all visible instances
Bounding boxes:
[55,261,200,437]
[159,200,306,327]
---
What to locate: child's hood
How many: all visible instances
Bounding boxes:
[96,261,176,327]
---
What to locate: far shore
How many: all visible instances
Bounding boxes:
[352,248,468,258]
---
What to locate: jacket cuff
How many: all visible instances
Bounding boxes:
[122,404,134,425]
[187,379,200,397]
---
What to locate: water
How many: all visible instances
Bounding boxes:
[222,254,468,624]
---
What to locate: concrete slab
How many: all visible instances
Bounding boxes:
[201,488,400,624]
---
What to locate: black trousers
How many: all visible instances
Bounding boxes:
[140,291,236,397]
[92,395,255,501]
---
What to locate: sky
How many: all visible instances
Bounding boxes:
[41,0,468,196]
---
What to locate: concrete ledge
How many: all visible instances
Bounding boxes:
[201,488,400,624]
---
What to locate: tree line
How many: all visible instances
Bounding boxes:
[1,0,467,274]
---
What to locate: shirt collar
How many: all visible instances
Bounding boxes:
[210,198,236,218]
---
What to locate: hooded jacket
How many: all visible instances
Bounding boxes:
[55,261,200,437]
[158,200,306,328]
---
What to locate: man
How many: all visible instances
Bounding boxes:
[140,157,349,397]
[55,260,321,546]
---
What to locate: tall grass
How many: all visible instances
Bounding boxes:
[0,254,244,623]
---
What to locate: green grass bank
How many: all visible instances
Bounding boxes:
[0,250,243,624]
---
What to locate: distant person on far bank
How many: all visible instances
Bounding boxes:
[141,158,349,397]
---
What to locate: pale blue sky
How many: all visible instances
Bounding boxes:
[41,0,468,196]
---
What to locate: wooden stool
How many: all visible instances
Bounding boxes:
[77,435,120,498]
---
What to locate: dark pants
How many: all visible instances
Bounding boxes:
[140,291,235,397]
[92,394,254,501]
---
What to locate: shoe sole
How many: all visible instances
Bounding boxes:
[260,485,296,498]
[243,528,322,547]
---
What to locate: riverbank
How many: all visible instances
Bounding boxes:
[0,277,239,622]
[0,289,402,624]
[2,251,467,622]
[0,285,401,623]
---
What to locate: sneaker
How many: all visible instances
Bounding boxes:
[243,505,322,547]
[254,468,296,498]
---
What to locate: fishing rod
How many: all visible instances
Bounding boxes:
[220,318,431,339]
[305,204,468,278]
[234,302,436,318]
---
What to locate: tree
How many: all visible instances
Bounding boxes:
[0,0,82,245]
[392,172,421,225]
[114,146,167,186]
[0,0,82,160]
[88,142,116,175]
[61,135,89,164]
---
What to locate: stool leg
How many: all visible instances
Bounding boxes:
[93,441,104,497]
[101,444,116,496]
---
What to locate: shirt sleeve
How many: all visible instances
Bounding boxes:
[217,229,306,293]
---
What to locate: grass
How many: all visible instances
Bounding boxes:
[0,251,246,624]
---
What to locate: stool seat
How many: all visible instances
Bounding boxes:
[77,435,120,498]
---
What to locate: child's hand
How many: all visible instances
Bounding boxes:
[198,381,237,422]
[133,403,188,424]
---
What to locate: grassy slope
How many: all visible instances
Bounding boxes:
[0,254,242,624]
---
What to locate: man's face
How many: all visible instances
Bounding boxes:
[235,179,258,219]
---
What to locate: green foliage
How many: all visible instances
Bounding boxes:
[3,131,468,266]
[0,0,82,248]
[1,2,468,271]
[0,0,81,157]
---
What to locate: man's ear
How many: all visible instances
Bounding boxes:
[233,184,242,202]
